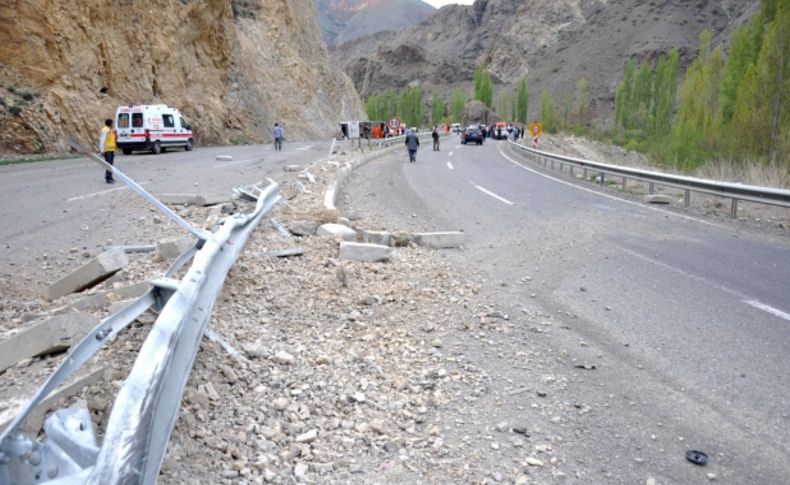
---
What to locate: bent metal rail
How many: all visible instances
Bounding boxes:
[0,138,281,484]
[507,139,790,218]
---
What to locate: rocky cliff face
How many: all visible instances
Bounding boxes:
[0,0,364,154]
[336,0,759,121]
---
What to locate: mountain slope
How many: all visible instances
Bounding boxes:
[335,0,759,121]
[0,0,364,154]
[317,0,435,46]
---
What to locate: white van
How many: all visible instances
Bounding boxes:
[115,104,194,155]
[450,123,461,133]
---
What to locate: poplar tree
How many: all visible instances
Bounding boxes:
[451,88,466,123]
[516,78,528,124]
[670,30,725,167]
[540,89,557,133]
[574,78,590,126]
[431,91,446,126]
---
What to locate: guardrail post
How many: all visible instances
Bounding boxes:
[569,166,574,178]
[684,190,691,207]
[559,162,564,173]
[583,168,588,180]
[551,160,555,170]
[622,176,627,191]
[600,173,605,187]
[730,199,738,218]
[649,182,655,194]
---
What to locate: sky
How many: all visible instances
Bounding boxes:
[422,0,475,8]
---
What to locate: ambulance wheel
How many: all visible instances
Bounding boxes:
[152,141,162,155]
[122,148,132,155]
[185,139,193,151]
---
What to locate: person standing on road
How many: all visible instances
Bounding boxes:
[405,127,420,163]
[272,122,284,151]
[432,126,440,151]
[99,118,116,184]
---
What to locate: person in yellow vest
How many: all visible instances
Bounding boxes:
[99,118,117,184]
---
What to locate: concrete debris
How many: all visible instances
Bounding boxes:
[338,242,393,262]
[413,231,465,248]
[0,312,98,372]
[48,248,128,300]
[288,220,319,236]
[316,223,356,241]
[215,155,232,161]
[358,228,391,246]
[156,236,194,260]
[391,230,412,247]
[283,165,302,172]
[256,248,304,258]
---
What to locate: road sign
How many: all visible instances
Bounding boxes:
[389,116,401,130]
[528,121,543,137]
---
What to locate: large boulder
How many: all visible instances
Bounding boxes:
[463,100,498,126]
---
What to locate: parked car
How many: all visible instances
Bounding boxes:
[461,127,484,145]
[450,123,461,133]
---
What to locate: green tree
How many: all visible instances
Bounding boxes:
[730,0,790,161]
[540,89,557,133]
[365,95,380,121]
[401,87,425,128]
[480,70,494,108]
[431,91,446,126]
[614,58,636,131]
[670,30,725,167]
[652,49,679,136]
[516,78,528,124]
[451,88,466,123]
[379,89,400,120]
[719,16,764,125]
[633,63,654,130]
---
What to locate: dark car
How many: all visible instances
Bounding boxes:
[462,127,484,145]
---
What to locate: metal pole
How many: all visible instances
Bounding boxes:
[649,182,655,194]
[583,168,588,180]
[622,177,627,191]
[684,190,691,207]
[731,199,738,218]
[569,166,574,178]
[600,173,605,187]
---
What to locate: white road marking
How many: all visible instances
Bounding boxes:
[744,300,790,322]
[620,247,790,322]
[215,158,254,168]
[470,182,514,205]
[294,146,313,151]
[497,149,725,229]
[66,182,148,202]
[449,151,454,157]
[447,162,454,170]
[455,145,462,149]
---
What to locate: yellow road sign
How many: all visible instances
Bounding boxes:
[528,122,543,137]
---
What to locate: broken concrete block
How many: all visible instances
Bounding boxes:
[216,155,232,161]
[283,164,301,172]
[339,242,393,262]
[289,220,319,236]
[0,312,99,372]
[391,231,412,247]
[359,229,392,246]
[413,231,465,249]
[157,236,194,260]
[644,194,674,204]
[108,282,151,301]
[48,249,128,300]
[317,223,357,241]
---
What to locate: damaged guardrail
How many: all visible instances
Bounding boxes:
[0,137,280,484]
[507,139,790,218]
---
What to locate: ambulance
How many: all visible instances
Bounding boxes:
[115,104,194,155]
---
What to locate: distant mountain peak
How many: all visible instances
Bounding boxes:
[317,0,436,46]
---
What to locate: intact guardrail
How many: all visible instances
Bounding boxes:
[507,139,790,218]
[0,138,280,484]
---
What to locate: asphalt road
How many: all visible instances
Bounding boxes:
[0,141,330,297]
[339,135,790,484]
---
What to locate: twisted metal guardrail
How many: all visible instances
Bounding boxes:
[0,138,280,484]
[508,139,790,218]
